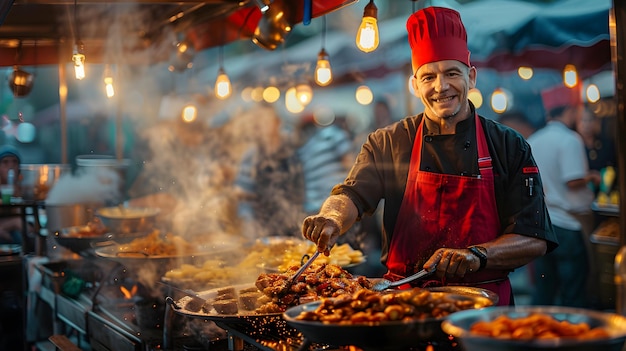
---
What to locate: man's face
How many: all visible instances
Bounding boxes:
[0,155,19,184]
[413,60,476,120]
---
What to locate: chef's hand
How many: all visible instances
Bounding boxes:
[301,215,340,256]
[423,248,481,279]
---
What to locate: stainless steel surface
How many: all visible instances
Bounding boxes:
[19,164,71,201]
[45,203,104,233]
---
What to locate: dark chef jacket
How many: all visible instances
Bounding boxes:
[332,107,558,265]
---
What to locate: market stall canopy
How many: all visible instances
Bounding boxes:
[0,0,356,67]
[213,0,611,88]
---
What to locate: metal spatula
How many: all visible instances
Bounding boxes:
[372,266,436,291]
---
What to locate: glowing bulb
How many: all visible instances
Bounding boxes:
[72,45,86,80]
[491,88,508,113]
[296,83,313,106]
[215,67,232,100]
[285,87,304,113]
[563,64,578,88]
[517,66,533,80]
[181,104,197,122]
[315,48,332,86]
[586,84,600,103]
[251,86,264,102]
[355,0,379,53]
[355,85,373,105]
[104,76,115,98]
[263,86,280,103]
[468,88,483,108]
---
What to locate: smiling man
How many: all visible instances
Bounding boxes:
[300,6,557,307]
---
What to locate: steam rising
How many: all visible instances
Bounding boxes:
[133,104,306,247]
[46,167,122,205]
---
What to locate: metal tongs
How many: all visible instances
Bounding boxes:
[371,265,437,292]
[279,250,322,294]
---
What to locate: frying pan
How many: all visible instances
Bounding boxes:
[282,287,499,351]
[54,226,146,255]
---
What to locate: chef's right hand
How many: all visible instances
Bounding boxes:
[301,215,340,256]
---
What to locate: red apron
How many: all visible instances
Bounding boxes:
[384,113,511,306]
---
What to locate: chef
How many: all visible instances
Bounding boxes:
[301,6,557,306]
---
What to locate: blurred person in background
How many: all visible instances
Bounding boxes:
[301,6,556,306]
[232,104,305,238]
[0,145,29,245]
[527,85,600,307]
[498,110,536,140]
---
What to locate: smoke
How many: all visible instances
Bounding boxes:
[132,103,306,247]
[45,167,122,205]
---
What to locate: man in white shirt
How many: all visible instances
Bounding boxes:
[527,84,599,307]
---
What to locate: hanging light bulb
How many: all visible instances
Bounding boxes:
[263,85,280,103]
[72,42,86,80]
[490,88,508,113]
[215,67,232,100]
[586,84,600,103]
[356,0,379,53]
[181,104,197,122]
[355,85,373,105]
[103,64,115,98]
[296,81,313,106]
[468,88,483,108]
[563,64,578,88]
[517,66,533,80]
[215,46,231,100]
[315,16,332,86]
[285,86,304,113]
[315,48,332,86]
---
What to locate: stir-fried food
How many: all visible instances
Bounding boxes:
[255,263,372,313]
[117,230,195,256]
[294,288,493,324]
[470,313,611,340]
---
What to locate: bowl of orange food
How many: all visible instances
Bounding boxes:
[441,305,626,351]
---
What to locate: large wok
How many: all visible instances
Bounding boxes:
[282,287,498,351]
[169,283,296,339]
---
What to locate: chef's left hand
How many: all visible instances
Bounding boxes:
[423,248,481,279]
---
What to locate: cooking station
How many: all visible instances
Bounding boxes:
[31,252,465,351]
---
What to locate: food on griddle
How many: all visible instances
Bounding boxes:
[201,300,213,313]
[216,287,236,300]
[239,291,263,310]
[469,313,610,340]
[213,299,239,315]
[254,263,372,313]
[185,298,205,312]
[294,288,493,324]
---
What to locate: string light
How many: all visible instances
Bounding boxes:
[355,85,373,105]
[517,66,533,80]
[103,64,114,98]
[355,0,379,53]
[72,0,86,80]
[215,47,232,99]
[563,64,578,88]
[72,43,85,80]
[315,16,332,86]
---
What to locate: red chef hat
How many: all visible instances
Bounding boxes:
[541,84,582,114]
[406,7,470,72]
